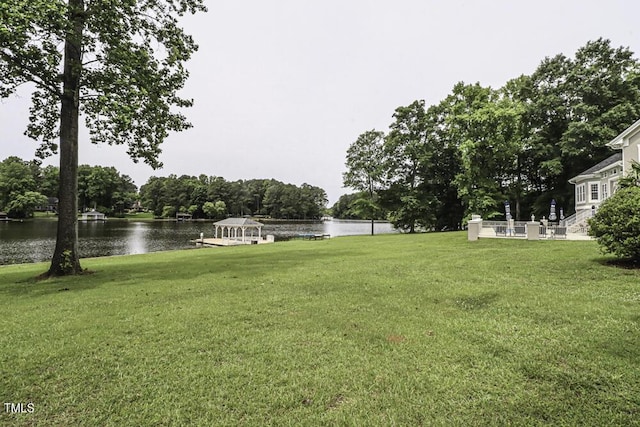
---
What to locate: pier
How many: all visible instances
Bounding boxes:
[194,236,275,247]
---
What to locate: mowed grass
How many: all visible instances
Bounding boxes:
[1,232,639,426]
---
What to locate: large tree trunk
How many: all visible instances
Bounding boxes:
[47,0,84,277]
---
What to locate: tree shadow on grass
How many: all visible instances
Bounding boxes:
[453,292,501,311]
[0,269,101,297]
[107,246,358,285]
[599,325,640,361]
[595,257,640,269]
[1,245,359,297]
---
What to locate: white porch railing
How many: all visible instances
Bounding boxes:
[479,220,569,239]
[561,209,593,234]
[561,210,589,227]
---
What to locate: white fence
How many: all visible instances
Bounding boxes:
[479,220,568,239]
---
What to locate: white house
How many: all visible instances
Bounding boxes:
[568,152,623,214]
[568,118,640,224]
[608,117,640,175]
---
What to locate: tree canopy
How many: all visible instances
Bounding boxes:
[0,155,329,221]
[1,0,206,276]
[341,38,640,231]
[343,130,386,234]
[139,175,327,220]
[2,0,205,165]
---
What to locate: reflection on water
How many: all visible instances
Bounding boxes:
[126,222,147,254]
[323,219,394,237]
[0,219,396,265]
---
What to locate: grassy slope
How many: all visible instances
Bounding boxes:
[1,232,638,426]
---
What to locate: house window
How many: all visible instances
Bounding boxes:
[590,183,599,201]
[602,183,608,200]
[576,184,586,203]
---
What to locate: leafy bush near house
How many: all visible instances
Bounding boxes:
[589,186,640,260]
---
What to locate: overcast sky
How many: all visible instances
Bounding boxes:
[1,0,639,204]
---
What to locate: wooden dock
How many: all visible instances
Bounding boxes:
[296,233,331,240]
[192,238,274,247]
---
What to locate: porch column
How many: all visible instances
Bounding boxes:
[527,222,540,241]
[467,215,482,241]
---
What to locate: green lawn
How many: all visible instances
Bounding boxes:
[121,211,156,220]
[1,232,638,426]
[32,211,57,219]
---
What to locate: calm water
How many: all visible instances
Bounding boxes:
[0,219,396,265]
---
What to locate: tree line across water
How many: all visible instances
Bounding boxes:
[342,38,640,232]
[139,175,327,220]
[0,157,328,220]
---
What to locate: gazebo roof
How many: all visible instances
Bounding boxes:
[214,217,263,227]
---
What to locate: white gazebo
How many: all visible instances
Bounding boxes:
[213,218,264,243]
[80,209,106,221]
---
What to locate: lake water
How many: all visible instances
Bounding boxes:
[0,219,396,265]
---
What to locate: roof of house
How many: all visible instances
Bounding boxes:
[608,118,640,149]
[213,217,263,227]
[569,152,622,183]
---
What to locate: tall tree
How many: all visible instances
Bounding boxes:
[299,183,328,219]
[75,165,137,214]
[6,191,49,219]
[383,100,441,232]
[343,130,386,235]
[331,192,372,220]
[139,176,164,216]
[1,0,206,276]
[0,156,39,210]
[517,39,640,216]
[421,102,464,230]
[447,85,525,220]
[39,165,60,200]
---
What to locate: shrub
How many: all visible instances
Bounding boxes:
[161,205,177,218]
[589,186,640,260]
[6,191,48,218]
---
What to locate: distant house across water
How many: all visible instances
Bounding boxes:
[47,197,59,212]
[176,213,192,221]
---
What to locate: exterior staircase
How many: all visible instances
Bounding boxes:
[561,210,592,234]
